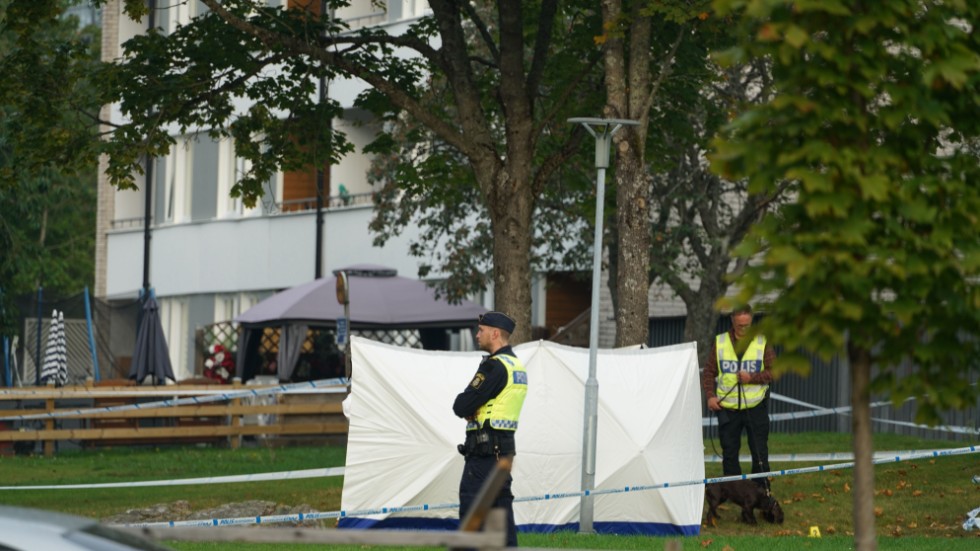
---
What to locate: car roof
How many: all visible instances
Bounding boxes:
[0,505,174,551]
[0,505,93,531]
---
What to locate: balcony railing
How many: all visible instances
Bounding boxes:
[109,192,374,229]
[275,191,375,213]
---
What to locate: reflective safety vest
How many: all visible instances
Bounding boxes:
[466,354,528,432]
[715,333,768,410]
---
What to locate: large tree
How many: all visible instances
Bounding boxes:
[647,51,789,366]
[103,0,605,343]
[598,0,694,347]
[595,1,789,354]
[0,1,101,333]
[365,2,602,308]
[711,1,980,549]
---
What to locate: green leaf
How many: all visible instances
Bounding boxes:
[857,174,890,201]
[783,25,809,48]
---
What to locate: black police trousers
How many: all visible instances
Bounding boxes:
[459,455,517,547]
[717,399,770,485]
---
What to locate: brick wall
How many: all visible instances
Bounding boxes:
[94,1,120,298]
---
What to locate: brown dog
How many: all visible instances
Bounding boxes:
[705,480,785,526]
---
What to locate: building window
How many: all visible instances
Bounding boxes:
[215,292,262,323]
[167,0,197,31]
[217,136,274,218]
[158,296,189,380]
[164,137,192,223]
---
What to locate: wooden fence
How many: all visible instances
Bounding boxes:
[0,381,349,456]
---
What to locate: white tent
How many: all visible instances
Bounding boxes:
[339,336,705,535]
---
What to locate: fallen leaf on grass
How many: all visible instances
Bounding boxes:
[874,506,884,517]
[891,526,903,536]
[912,490,923,497]
[722,545,735,551]
[883,489,893,497]
[908,522,918,529]
[844,482,851,492]
[826,526,837,534]
[700,538,713,547]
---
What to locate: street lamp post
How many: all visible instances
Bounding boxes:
[567,117,639,534]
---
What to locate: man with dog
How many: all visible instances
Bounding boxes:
[702,304,777,484]
[453,311,527,547]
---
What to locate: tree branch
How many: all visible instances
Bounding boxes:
[526,0,558,101]
[638,24,686,127]
[459,0,499,64]
[198,0,477,158]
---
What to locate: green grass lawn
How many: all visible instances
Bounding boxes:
[0,433,976,550]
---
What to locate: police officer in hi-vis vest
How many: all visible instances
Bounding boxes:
[453,311,527,547]
[702,304,777,485]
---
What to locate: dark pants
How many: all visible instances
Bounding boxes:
[459,455,517,547]
[718,399,770,485]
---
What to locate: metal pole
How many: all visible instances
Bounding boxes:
[142,156,153,293]
[35,286,42,386]
[314,0,330,280]
[567,117,638,534]
[83,287,100,382]
[142,1,157,295]
[315,168,325,279]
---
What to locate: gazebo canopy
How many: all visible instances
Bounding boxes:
[235,264,487,330]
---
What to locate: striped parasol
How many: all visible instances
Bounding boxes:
[39,310,68,387]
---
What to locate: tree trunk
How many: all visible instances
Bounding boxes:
[849,342,877,551]
[486,166,534,345]
[682,287,721,369]
[601,0,652,348]
[613,145,650,347]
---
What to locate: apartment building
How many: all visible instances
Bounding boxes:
[94,1,591,379]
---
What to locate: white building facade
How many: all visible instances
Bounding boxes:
[95,1,590,379]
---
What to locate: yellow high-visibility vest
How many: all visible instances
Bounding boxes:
[715,333,768,410]
[466,354,527,432]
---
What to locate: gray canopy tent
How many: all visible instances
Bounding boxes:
[234,264,487,381]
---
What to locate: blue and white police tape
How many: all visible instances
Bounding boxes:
[2,447,953,492]
[0,467,346,491]
[701,395,894,426]
[118,444,979,528]
[705,451,921,463]
[702,394,980,436]
[0,378,349,422]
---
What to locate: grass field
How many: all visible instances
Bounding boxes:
[0,432,976,550]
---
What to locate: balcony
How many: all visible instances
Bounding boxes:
[105,193,419,298]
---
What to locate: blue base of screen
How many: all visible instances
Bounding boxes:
[338,517,700,536]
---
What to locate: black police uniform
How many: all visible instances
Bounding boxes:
[453,344,519,547]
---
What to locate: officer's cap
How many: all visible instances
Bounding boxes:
[478,311,516,334]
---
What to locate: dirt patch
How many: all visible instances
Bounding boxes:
[103,500,320,527]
